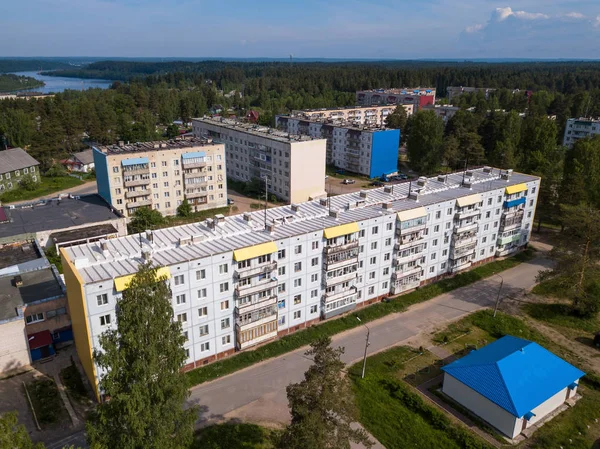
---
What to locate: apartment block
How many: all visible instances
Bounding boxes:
[276,114,400,178]
[356,88,436,110]
[93,138,227,218]
[563,118,600,149]
[60,167,539,400]
[192,118,327,204]
[290,105,414,127]
[422,104,461,124]
[0,148,40,193]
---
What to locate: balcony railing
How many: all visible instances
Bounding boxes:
[392,266,421,279]
[235,294,278,312]
[322,293,358,319]
[125,190,151,199]
[122,168,149,176]
[394,251,424,266]
[396,223,427,236]
[451,259,472,273]
[454,222,478,235]
[390,279,421,295]
[503,197,527,209]
[235,279,278,298]
[496,246,520,257]
[182,161,206,170]
[323,271,358,287]
[455,208,481,221]
[452,235,478,249]
[323,286,357,303]
[185,191,207,199]
[324,254,359,270]
[235,303,278,329]
[497,234,522,246]
[394,239,425,252]
[324,240,359,254]
[124,178,150,187]
[235,261,277,279]
[451,243,476,259]
[126,199,152,208]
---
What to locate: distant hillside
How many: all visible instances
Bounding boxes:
[0,59,72,73]
[0,74,44,92]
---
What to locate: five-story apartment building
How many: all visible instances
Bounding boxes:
[93,138,227,217]
[61,167,539,400]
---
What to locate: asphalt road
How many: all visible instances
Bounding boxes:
[188,254,552,429]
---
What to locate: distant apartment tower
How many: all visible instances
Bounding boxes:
[422,104,461,124]
[563,118,600,149]
[356,88,436,110]
[192,118,327,204]
[276,114,400,178]
[290,105,414,127]
[447,86,497,102]
[93,138,227,218]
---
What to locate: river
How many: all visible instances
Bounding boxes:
[10,71,113,94]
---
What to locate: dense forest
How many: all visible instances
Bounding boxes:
[0,59,72,73]
[0,74,44,92]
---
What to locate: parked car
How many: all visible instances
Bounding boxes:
[227,199,235,205]
[398,173,408,180]
[370,181,384,187]
[342,179,356,185]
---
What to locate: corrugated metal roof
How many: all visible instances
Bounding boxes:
[442,336,585,418]
[0,148,40,174]
[64,168,539,284]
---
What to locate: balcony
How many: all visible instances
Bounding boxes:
[390,279,421,295]
[184,176,207,185]
[182,161,206,170]
[454,222,478,235]
[235,303,278,330]
[397,223,427,236]
[235,279,278,298]
[503,197,527,209]
[451,259,472,273]
[452,235,478,249]
[496,246,520,257]
[322,293,358,319]
[235,261,277,279]
[125,190,151,199]
[124,178,150,187]
[324,285,357,303]
[122,167,149,177]
[500,219,523,232]
[323,270,358,287]
[324,240,359,254]
[451,243,476,260]
[497,234,522,246]
[185,190,207,199]
[236,321,278,350]
[126,199,152,209]
[392,266,421,279]
[394,239,425,252]
[235,295,278,313]
[394,251,424,266]
[455,208,481,221]
[324,253,359,270]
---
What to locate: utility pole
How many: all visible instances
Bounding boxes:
[493,273,504,318]
[356,317,370,379]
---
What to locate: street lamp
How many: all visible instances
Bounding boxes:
[356,317,370,379]
[492,273,504,318]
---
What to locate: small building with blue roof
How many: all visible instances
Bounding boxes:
[441,335,585,438]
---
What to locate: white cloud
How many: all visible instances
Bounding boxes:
[564,12,585,19]
[492,6,549,22]
[595,15,600,27]
[465,24,483,33]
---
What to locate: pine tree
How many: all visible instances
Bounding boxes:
[278,337,372,449]
[87,264,196,449]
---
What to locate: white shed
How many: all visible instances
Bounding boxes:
[441,335,584,439]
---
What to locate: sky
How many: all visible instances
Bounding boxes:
[1,0,600,59]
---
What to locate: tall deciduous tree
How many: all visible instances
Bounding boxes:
[406,111,444,174]
[0,412,45,449]
[560,136,600,208]
[128,207,166,234]
[278,337,372,449]
[384,105,408,132]
[87,263,196,449]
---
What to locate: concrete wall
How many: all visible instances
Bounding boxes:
[0,319,31,374]
[24,296,71,336]
[93,149,112,207]
[370,129,400,178]
[443,373,519,438]
[289,140,327,203]
[36,218,128,249]
[518,385,575,429]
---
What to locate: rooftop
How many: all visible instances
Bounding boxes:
[291,105,397,114]
[442,336,585,418]
[0,148,40,175]
[0,242,42,270]
[71,149,94,165]
[193,117,323,144]
[51,223,119,246]
[357,88,436,95]
[278,114,395,133]
[64,167,538,285]
[568,117,600,123]
[0,268,64,322]
[94,137,219,156]
[0,194,121,240]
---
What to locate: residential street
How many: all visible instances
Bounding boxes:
[188,252,552,444]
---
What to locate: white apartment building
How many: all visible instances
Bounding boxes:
[356,88,436,110]
[276,115,400,178]
[290,105,414,127]
[61,167,539,400]
[93,138,227,218]
[422,104,461,124]
[192,118,327,204]
[563,118,600,149]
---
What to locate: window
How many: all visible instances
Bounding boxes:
[201,342,210,352]
[177,313,187,323]
[312,241,319,250]
[486,211,491,218]
[26,313,44,324]
[442,249,448,256]
[294,262,302,272]
[294,294,302,305]
[222,335,231,345]
[435,211,441,219]
[432,239,438,246]
[198,307,208,317]
[434,225,439,232]
[369,256,376,265]
[429,266,435,273]
[369,271,376,280]
[219,263,228,274]
[529,199,534,207]
[278,249,286,259]
[382,281,388,289]
[183,331,189,341]
[368,286,375,295]
[441,262,447,269]
[311,273,318,282]
[372,226,379,235]
[278,283,286,293]
[484,224,489,231]
[184,348,190,358]
[311,289,318,298]
[197,288,207,299]
[220,300,229,310]
[431,252,436,260]
[532,186,536,194]
[309,304,318,314]
[112,166,119,173]
[487,198,492,205]
[221,318,231,329]
[294,245,302,255]
[278,299,286,309]
[447,208,452,215]
[311,257,319,267]
[386,222,393,231]
[219,282,229,293]
[293,310,301,319]
[196,269,206,280]
[294,278,302,287]
[278,266,286,276]
[482,236,487,243]
[100,314,111,326]
[370,242,377,250]
[176,294,186,305]
[96,294,108,306]
[359,230,365,237]
[384,252,390,261]
[199,324,209,336]
[174,274,185,285]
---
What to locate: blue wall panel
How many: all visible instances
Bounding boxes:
[93,148,112,206]
[53,328,73,344]
[369,129,400,178]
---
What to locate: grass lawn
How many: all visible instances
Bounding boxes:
[0,176,84,203]
[523,303,599,334]
[431,310,600,449]
[25,377,68,428]
[349,347,493,449]
[193,423,281,449]
[186,250,534,387]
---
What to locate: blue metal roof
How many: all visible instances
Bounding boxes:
[121,157,149,166]
[182,151,206,159]
[442,336,585,418]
